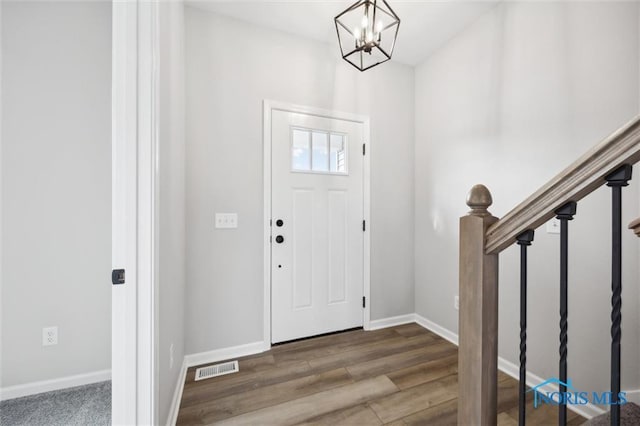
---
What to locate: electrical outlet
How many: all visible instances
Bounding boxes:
[547,218,561,234]
[169,343,174,369]
[454,296,459,311]
[43,326,58,346]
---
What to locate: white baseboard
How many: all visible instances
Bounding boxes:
[167,341,269,424]
[497,356,605,419]
[184,340,267,368]
[0,369,111,401]
[414,314,459,346]
[626,389,640,405]
[368,314,416,330]
[166,359,188,426]
[411,315,640,420]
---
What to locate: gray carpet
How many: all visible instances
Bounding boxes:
[0,381,110,426]
[583,402,640,426]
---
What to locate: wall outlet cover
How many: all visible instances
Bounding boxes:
[43,326,58,346]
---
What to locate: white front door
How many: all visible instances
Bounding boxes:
[271,109,365,343]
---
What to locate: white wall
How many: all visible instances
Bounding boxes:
[157,1,187,424]
[184,6,415,354]
[1,1,111,387]
[0,0,4,393]
[415,1,640,399]
[637,3,640,399]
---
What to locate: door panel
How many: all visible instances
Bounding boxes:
[292,188,313,309]
[271,110,364,343]
[328,189,347,304]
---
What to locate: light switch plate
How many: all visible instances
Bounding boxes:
[547,218,561,234]
[215,213,238,229]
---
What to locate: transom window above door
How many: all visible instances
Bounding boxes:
[291,127,347,174]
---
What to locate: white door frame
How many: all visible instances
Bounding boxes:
[263,100,371,347]
[112,1,159,424]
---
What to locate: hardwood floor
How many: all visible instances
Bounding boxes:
[176,324,586,425]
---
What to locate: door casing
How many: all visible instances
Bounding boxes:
[263,100,371,346]
[112,1,158,424]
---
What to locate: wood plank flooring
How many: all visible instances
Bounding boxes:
[177,324,586,425]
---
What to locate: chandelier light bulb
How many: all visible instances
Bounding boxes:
[353,27,362,47]
[375,20,383,34]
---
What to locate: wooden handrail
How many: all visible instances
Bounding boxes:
[485,115,640,255]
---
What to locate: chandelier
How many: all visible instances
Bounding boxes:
[334,0,401,72]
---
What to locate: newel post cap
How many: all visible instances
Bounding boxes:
[466,184,493,216]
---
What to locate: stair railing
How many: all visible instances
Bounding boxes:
[458,115,640,426]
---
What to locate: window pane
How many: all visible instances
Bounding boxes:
[312,131,329,172]
[292,129,310,171]
[330,134,346,173]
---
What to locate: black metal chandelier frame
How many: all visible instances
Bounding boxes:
[334,0,401,72]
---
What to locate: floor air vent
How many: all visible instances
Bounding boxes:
[195,360,239,381]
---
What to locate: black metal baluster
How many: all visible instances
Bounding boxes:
[605,165,632,426]
[555,201,577,426]
[517,230,535,426]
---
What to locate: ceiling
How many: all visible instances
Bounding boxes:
[185,1,500,66]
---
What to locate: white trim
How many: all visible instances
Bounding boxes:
[0,370,111,402]
[137,3,160,425]
[0,0,4,401]
[263,101,273,349]
[362,115,371,331]
[112,1,159,424]
[185,341,267,368]
[411,315,640,420]
[414,314,459,346]
[265,100,370,124]
[111,2,139,424]
[497,356,604,419]
[262,100,372,342]
[626,389,640,405]
[368,314,416,330]
[166,359,188,426]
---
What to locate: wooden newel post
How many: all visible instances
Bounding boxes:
[458,184,500,425]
